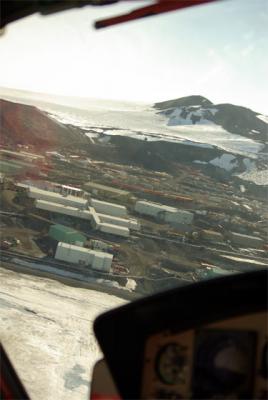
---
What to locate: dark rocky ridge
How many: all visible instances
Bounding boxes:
[1,97,265,190]
[155,95,213,109]
[0,99,89,149]
[154,95,267,143]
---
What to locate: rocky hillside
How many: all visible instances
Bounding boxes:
[1,96,266,187]
[154,95,267,143]
[0,99,88,150]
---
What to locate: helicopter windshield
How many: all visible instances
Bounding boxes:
[0,0,267,399]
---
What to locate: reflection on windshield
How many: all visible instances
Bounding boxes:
[0,1,267,399]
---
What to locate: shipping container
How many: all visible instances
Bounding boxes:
[28,186,88,209]
[91,198,127,217]
[99,223,130,238]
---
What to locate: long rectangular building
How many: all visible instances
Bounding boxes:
[90,198,127,217]
[28,186,88,209]
[98,223,129,238]
[135,200,193,225]
[35,199,92,221]
[228,232,264,249]
[55,242,113,272]
[35,200,130,238]
[98,213,140,231]
[85,181,130,198]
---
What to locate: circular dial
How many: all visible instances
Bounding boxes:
[192,331,255,398]
[155,343,187,385]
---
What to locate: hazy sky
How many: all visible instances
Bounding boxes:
[0,0,267,113]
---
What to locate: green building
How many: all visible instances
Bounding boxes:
[49,224,86,245]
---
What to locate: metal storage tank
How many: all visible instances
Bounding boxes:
[49,224,86,245]
[99,223,130,238]
[28,186,88,209]
[91,198,127,217]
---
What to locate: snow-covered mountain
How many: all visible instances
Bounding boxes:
[152,95,267,185]
[154,95,267,143]
[1,92,267,185]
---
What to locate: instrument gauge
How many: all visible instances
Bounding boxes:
[155,343,187,385]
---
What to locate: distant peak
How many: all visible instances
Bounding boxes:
[154,95,213,110]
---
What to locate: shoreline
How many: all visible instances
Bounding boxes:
[0,262,140,302]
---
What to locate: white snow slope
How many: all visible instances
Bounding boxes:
[45,101,264,158]
[0,267,125,400]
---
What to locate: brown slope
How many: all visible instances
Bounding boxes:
[0,98,86,150]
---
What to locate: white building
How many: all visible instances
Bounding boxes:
[60,185,83,197]
[90,198,127,217]
[35,200,130,238]
[228,232,264,249]
[35,200,92,221]
[55,242,113,272]
[99,223,130,238]
[28,187,88,209]
[135,200,193,225]
[164,208,194,225]
[98,213,140,231]
[0,173,5,184]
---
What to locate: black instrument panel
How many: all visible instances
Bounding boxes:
[142,312,267,399]
[94,270,268,399]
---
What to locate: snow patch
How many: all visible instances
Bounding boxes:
[243,158,255,171]
[257,114,268,124]
[85,132,99,139]
[167,106,217,127]
[237,169,268,186]
[126,279,137,291]
[209,154,238,171]
[0,266,124,400]
[193,160,208,165]
[42,101,263,158]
